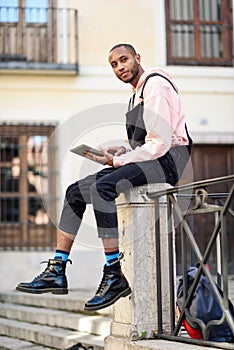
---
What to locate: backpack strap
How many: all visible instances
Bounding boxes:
[139,72,178,101]
[139,72,193,151]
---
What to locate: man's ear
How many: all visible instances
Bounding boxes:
[135,54,141,64]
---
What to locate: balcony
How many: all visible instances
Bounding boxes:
[0,6,78,74]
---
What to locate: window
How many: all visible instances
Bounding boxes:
[0,0,18,22]
[0,0,52,63]
[0,0,48,23]
[0,123,57,250]
[0,0,78,71]
[25,0,48,24]
[165,0,233,66]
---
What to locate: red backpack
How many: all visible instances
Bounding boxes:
[177,267,234,342]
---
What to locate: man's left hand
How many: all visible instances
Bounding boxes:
[84,149,114,166]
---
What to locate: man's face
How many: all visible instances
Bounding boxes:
[108,46,141,85]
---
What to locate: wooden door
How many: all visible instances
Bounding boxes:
[176,145,234,274]
[191,144,234,187]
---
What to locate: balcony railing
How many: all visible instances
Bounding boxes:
[0,7,78,73]
[148,175,234,348]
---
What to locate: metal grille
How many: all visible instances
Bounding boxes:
[165,0,233,66]
[149,175,234,348]
[0,123,57,250]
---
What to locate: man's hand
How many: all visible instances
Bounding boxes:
[104,146,126,156]
[84,146,126,166]
[83,149,114,166]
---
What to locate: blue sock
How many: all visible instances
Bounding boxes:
[54,249,70,261]
[105,250,120,266]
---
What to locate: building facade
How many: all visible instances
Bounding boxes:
[0,0,233,287]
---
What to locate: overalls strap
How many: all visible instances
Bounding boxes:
[138,72,193,151]
[139,72,177,100]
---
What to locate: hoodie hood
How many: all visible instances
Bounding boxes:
[133,67,179,93]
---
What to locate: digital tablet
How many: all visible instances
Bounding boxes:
[70,144,103,158]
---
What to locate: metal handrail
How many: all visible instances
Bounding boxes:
[148,175,234,198]
[148,175,234,349]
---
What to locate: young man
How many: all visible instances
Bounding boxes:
[16,44,192,311]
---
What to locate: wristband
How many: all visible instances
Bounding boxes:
[106,159,113,166]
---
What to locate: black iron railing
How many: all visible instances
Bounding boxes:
[0,6,78,73]
[148,175,234,349]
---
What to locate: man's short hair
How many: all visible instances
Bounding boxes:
[109,43,137,56]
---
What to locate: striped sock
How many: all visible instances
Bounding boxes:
[105,250,120,266]
[54,249,70,261]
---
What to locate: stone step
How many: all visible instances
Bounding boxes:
[105,336,231,350]
[0,302,111,337]
[0,290,112,316]
[0,317,104,350]
[0,335,52,350]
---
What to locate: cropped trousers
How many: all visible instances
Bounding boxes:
[58,147,189,239]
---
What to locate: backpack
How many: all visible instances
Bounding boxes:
[177,266,234,342]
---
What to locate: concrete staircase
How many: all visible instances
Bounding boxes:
[0,289,112,350]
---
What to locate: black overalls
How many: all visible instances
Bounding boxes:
[58,73,192,239]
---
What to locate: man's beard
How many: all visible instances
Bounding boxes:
[119,62,139,84]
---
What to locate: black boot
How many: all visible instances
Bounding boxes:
[84,261,131,311]
[16,258,72,295]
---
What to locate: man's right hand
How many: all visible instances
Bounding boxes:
[104,146,127,156]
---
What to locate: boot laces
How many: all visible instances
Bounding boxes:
[96,253,125,295]
[32,266,49,281]
[96,269,112,295]
[32,259,72,281]
[96,258,123,295]
[40,258,72,266]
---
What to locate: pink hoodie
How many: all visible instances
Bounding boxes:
[113,68,189,167]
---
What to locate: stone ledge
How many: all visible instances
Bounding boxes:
[108,182,176,343]
[117,183,172,205]
[105,336,222,350]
